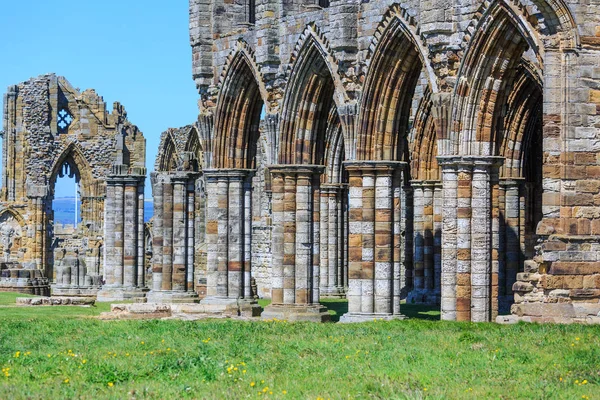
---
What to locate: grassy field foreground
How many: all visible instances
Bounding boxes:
[0,292,599,399]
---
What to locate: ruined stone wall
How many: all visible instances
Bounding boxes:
[1,74,146,296]
[186,0,600,322]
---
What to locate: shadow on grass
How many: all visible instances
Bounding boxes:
[401,303,440,321]
[257,298,440,322]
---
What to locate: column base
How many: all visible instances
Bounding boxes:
[320,286,347,299]
[51,285,101,298]
[261,304,330,322]
[407,289,440,305]
[96,286,149,302]
[146,290,199,304]
[200,296,262,317]
[339,312,407,323]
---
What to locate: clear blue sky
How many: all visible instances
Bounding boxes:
[0,0,199,198]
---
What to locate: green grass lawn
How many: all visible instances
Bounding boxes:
[0,292,598,399]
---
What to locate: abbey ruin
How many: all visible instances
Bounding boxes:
[2,0,600,323]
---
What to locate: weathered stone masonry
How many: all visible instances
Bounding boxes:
[175,0,600,322]
[4,0,600,324]
[1,75,147,300]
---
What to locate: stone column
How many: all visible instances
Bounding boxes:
[200,170,259,315]
[412,182,425,292]
[456,163,472,322]
[98,173,147,301]
[438,158,458,321]
[500,178,522,312]
[433,182,443,302]
[147,172,200,303]
[262,165,329,322]
[471,160,492,322]
[340,161,406,322]
[438,156,502,322]
[151,173,164,291]
[320,184,345,297]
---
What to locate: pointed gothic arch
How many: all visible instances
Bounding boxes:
[278,34,342,165]
[213,49,265,169]
[357,13,432,161]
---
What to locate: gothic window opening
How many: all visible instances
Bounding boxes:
[52,162,82,227]
[318,0,330,8]
[57,109,73,132]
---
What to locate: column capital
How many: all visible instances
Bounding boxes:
[343,160,406,175]
[268,164,324,177]
[203,168,254,180]
[437,156,504,168]
[499,177,526,188]
[410,180,440,188]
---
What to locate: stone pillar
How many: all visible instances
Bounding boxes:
[433,182,443,302]
[151,174,164,291]
[340,161,406,322]
[409,180,437,303]
[438,156,502,322]
[471,160,492,322]
[439,159,458,321]
[200,169,259,315]
[320,184,345,297]
[500,178,522,312]
[147,172,200,303]
[262,165,329,322]
[98,174,147,301]
[400,178,413,297]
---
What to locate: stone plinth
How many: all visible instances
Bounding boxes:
[339,312,407,323]
[0,266,50,296]
[261,304,330,322]
[146,290,199,304]
[102,301,260,320]
[97,286,149,302]
[51,285,100,297]
[16,296,95,306]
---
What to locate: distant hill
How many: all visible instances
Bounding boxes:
[52,198,154,225]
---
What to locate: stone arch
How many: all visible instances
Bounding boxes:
[323,107,344,185]
[459,0,579,53]
[410,92,440,181]
[49,143,95,199]
[365,4,437,92]
[498,63,543,179]
[449,3,541,156]
[357,12,432,161]
[155,132,179,172]
[278,32,343,165]
[287,24,348,107]
[213,48,265,169]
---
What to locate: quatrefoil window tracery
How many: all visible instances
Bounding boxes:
[58,109,73,132]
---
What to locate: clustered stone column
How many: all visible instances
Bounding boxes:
[97,169,147,301]
[200,169,259,314]
[409,180,439,303]
[319,184,346,297]
[340,161,405,322]
[438,156,501,322]
[262,165,330,322]
[148,171,200,303]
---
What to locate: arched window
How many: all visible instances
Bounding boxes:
[318,0,330,7]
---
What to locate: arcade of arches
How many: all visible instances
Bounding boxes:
[2,0,600,323]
